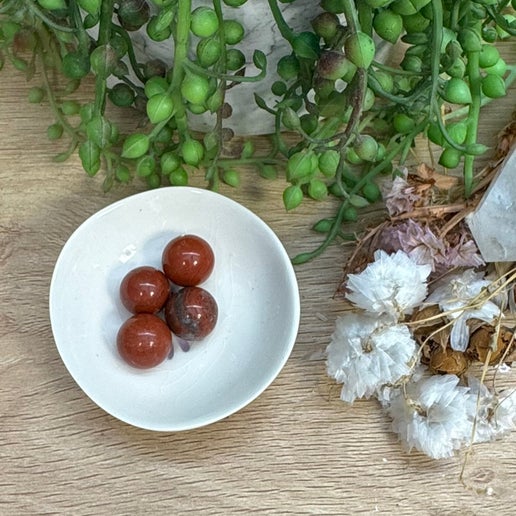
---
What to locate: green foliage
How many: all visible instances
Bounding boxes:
[1,0,514,265]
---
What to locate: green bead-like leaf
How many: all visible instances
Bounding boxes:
[241,140,255,159]
[348,194,370,208]
[90,45,116,78]
[438,147,462,168]
[144,76,169,98]
[344,32,375,69]
[252,50,267,70]
[86,115,112,149]
[287,151,315,181]
[292,32,321,60]
[277,55,301,81]
[318,150,340,177]
[146,93,175,124]
[254,93,269,111]
[47,123,63,141]
[481,74,506,99]
[362,182,381,203]
[181,139,205,166]
[115,165,131,183]
[260,165,277,179]
[136,156,156,177]
[79,140,101,176]
[160,152,181,174]
[78,0,100,15]
[465,143,489,156]
[442,78,472,104]
[373,10,403,44]
[222,169,240,187]
[38,0,67,10]
[169,167,189,186]
[282,107,301,130]
[308,179,328,201]
[458,27,482,53]
[121,133,150,159]
[283,185,303,211]
[312,218,333,233]
[153,5,175,33]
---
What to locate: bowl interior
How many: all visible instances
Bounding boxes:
[50,187,300,431]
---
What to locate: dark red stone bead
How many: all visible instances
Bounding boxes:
[164,286,218,341]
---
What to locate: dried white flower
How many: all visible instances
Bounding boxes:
[467,376,516,443]
[377,365,429,407]
[346,250,431,321]
[384,374,474,459]
[326,313,417,404]
[425,269,501,351]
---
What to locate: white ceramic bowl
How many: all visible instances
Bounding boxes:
[49,187,300,431]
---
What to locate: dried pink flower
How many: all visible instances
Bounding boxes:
[378,220,445,270]
[381,171,422,216]
[378,219,484,272]
[443,233,485,269]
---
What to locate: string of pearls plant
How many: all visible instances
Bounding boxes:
[0,0,514,262]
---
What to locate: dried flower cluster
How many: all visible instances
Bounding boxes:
[327,120,516,459]
[327,249,515,460]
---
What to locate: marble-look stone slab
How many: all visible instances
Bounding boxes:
[466,146,516,262]
[119,1,390,135]
[128,0,321,134]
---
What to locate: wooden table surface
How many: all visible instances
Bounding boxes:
[1,49,515,515]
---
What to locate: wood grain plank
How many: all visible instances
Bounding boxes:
[1,39,515,516]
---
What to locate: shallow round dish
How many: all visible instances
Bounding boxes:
[49,187,300,431]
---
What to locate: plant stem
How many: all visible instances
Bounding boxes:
[183,59,266,83]
[464,49,482,197]
[216,157,281,167]
[36,32,77,139]
[206,0,227,187]
[267,0,294,42]
[25,0,75,32]
[357,2,373,36]
[0,0,18,15]
[340,0,360,31]
[372,60,424,76]
[368,71,411,105]
[429,0,443,105]
[167,0,191,140]
[93,0,115,116]
[292,122,426,264]
[69,0,90,52]
[111,24,147,83]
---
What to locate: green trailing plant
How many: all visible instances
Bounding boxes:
[0,0,515,263]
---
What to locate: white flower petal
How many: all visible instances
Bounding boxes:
[327,313,417,404]
[425,269,502,351]
[384,374,474,459]
[449,315,469,351]
[345,250,431,320]
[467,376,516,443]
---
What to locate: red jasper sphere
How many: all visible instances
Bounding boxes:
[164,286,218,341]
[120,266,170,314]
[162,235,214,286]
[117,313,172,369]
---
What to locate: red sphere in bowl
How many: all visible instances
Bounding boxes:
[162,234,214,286]
[165,286,218,341]
[120,266,170,314]
[117,313,172,369]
